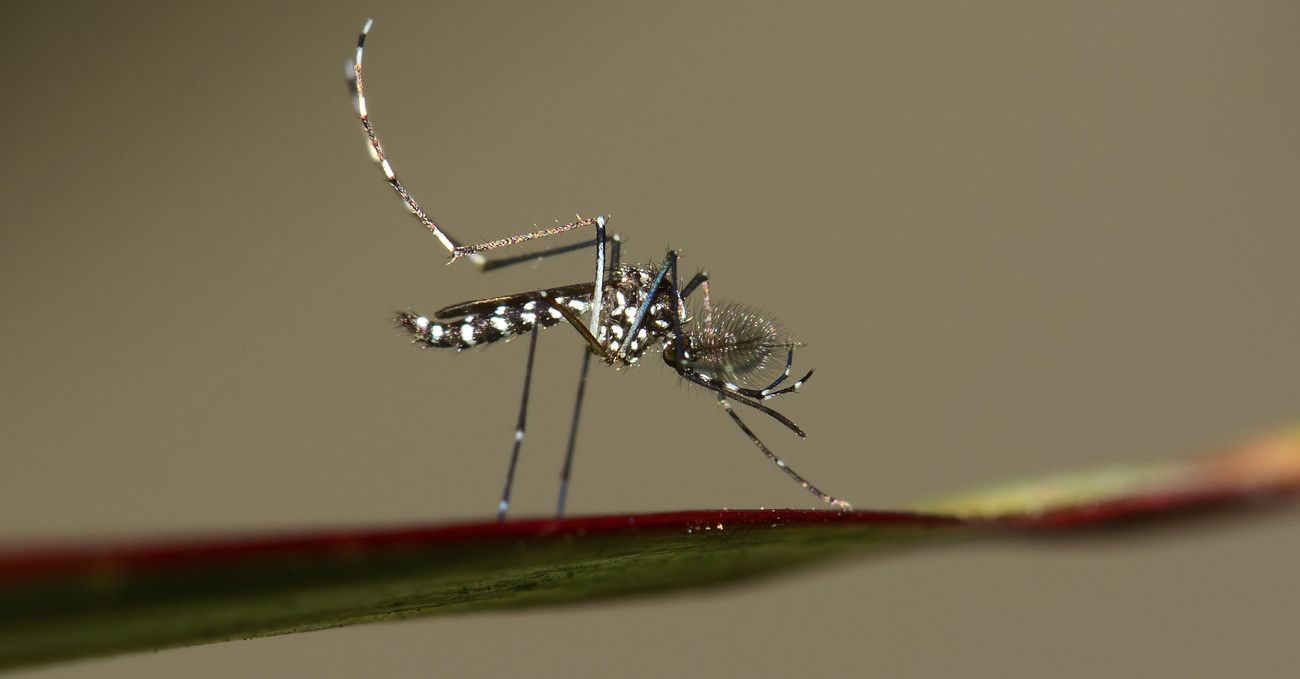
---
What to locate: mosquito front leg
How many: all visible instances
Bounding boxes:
[663,269,846,507]
[717,395,851,511]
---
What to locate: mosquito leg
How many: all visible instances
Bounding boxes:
[661,276,839,504]
[471,222,623,272]
[587,218,608,337]
[478,237,604,273]
[556,348,592,518]
[453,216,602,261]
[539,295,607,356]
[757,349,796,393]
[666,252,686,366]
[675,269,807,399]
[350,21,604,268]
[680,360,814,402]
[498,320,542,521]
[350,20,470,261]
[550,218,609,518]
[753,367,814,399]
[680,272,709,300]
[717,395,852,511]
[618,252,677,363]
[682,274,715,344]
[672,361,808,436]
[659,273,810,436]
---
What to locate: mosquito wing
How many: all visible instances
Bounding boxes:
[433,282,598,320]
[683,301,800,386]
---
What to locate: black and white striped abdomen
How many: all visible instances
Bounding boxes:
[397,296,593,350]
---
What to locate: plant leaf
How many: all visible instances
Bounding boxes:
[1,425,1297,669]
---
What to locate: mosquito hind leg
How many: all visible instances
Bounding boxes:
[350,20,605,269]
[350,19,465,258]
[478,234,615,273]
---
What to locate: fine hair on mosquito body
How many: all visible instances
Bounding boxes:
[347,19,851,520]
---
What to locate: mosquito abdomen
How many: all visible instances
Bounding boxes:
[397,296,592,350]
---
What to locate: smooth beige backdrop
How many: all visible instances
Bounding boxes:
[3,2,1298,677]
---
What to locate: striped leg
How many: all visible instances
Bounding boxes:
[718,396,852,511]
[662,255,848,510]
[555,225,617,518]
[349,19,602,268]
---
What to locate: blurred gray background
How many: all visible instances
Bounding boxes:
[2,1,1298,676]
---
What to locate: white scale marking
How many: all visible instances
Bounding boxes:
[460,325,476,345]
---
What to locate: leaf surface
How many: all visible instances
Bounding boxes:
[2,425,1297,669]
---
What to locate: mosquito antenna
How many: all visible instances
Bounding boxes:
[718,395,851,510]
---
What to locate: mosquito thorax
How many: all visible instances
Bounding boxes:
[594,264,683,366]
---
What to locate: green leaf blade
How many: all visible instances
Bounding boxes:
[1,424,1296,669]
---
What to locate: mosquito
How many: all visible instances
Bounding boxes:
[347,19,851,520]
